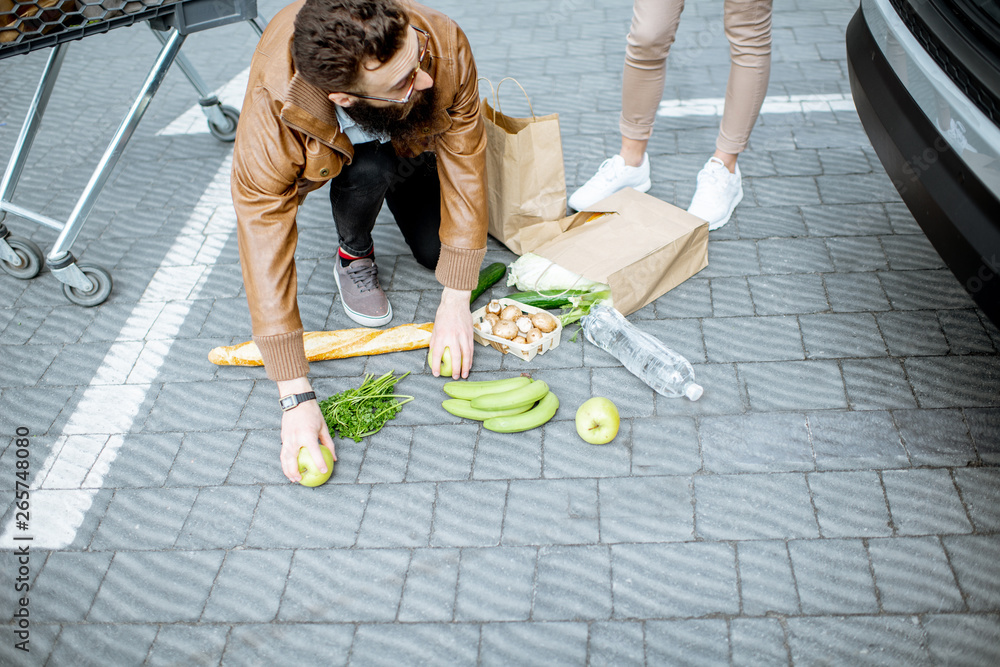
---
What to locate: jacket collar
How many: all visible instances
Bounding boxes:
[281,71,354,158]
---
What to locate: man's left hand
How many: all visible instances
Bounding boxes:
[429,286,473,379]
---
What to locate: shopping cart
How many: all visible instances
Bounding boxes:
[0,0,265,306]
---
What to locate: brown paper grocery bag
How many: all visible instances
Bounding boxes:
[519,188,709,316]
[481,77,566,255]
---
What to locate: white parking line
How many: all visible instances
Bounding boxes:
[0,154,238,550]
[658,92,855,117]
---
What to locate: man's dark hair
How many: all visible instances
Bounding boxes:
[293,0,410,92]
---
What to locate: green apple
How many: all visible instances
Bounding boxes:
[575,397,620,445]
[428,346,453,377]
[297,446,334,487]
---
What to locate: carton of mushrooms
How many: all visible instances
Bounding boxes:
[472,298,562,362]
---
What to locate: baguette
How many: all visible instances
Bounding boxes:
[208,322,434,366]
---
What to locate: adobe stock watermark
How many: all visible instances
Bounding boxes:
[892,133,953,196]
[965,254,999,296]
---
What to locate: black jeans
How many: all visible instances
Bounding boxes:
[329,140,441,270]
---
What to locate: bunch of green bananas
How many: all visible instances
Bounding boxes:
[441,376,559,433]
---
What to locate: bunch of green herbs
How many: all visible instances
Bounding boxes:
[319,371,413,442]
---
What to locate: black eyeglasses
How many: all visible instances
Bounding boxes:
[350,26,430,104]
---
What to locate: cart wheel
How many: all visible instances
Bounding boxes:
[0,236,44,280]
[208,105,240,142]
[62,263,113,307]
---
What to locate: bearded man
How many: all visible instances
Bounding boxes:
[231,0,487,482]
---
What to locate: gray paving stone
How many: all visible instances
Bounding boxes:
[730,617,789,665]
[876,310,949,356]
[588,621,645,667]
[880,269,976,311]
[883,468,973,536]
[599,476,693,543]
[740,360,847,411]
[757,237,834,274]
[868,536,965,613]
[799,312,888,359]
[611,542,739,618]
[808,471,893,538]
[31,551,113,622]
[732,206,807,239]
[0,386,73,439]
[953,468,1000,532]
[737,540,800,616]
[166,430,246,487]
[808,410,908,470]
[942,535,1000,611]
[748,273,829,315]
[699,240,761,278]
[357,425,412,483]
[786,616,932,666]
[800,203,894,237]
[532,544,612,621]
[894,409,978,466]
[770,149,822,176]
[543,422,631,479]
[700,412,814,473]
[655,362,746,417]
[357,482,435,547]
[645,619,729,665]
[455,546,536,621]
[280,548,410,622]
[90,487,199,550]
[398,547,461,622]
[146,624,230,667]
[502,478,599,546]
[817,173,898,205]
[905,356,1000,408]
[47,624,160,667]
[0,308,49,345]
[709,277,755,317]
[222,623,354,667]
[246,483,369,549]
[881,233,946,271]
[841,358,919,410]
[939,309,997,354]
[591,366,657,419]
[631,416,701,475]
[100,431,180,488]
[406,423,478,481]
[478,622,587,666]
[823,272,892,312]
[431,480,507,547]
[965,408,1000,463]
[695,472,818,540]
[923,614,1000,666]
[226,429,293,486]
[788,539,879,614]
[176,485,261,549]
[472,427,542,480]
[89,550,225,622]
[202,549,292,622]
[0,343,60,388]
[702,315,805,362]
[142,380,253,432]
[351,623,480,667]
[651,277,713,319]
[824,235,889,272]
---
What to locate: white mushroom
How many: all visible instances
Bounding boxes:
[511,336,527,345]
[484,312,500,327]
[492,320,519,340]
[515,315,533,334]
[475,319,493,336]
[531,311,558,333]
[486,299,502,314]
[525,328,544,345]
[500,304,523,321]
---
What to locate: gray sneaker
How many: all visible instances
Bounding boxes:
[334,255,392,327]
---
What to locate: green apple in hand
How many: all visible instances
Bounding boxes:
[428,346,453,377]
[297,446,335,487]
[575,397,620,445]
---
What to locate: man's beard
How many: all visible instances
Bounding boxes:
[344,87,437,145]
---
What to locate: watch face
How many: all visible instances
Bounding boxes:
[280,396,296,410]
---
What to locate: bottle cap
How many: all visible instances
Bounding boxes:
[684,382,703,401]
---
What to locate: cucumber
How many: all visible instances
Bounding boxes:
[505,289,593,310]
[442,376,532,400]
[484,391,560,433]
[471,380,549,411]
[471,262,507,305]
[442,398,532,421]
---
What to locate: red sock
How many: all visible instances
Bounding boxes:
[338,247,373,266]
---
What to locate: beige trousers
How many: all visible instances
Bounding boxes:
[620,0,773,154]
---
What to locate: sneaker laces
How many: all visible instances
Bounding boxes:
[346,261,380,293]
[697,157,730,187]
[594,155,627,184]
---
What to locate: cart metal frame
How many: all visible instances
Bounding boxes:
[0,2,264,306]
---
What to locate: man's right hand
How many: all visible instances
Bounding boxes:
[277,378,336,483]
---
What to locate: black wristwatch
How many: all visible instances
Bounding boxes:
[279,391,317,411]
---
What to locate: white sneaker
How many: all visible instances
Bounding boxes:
[687,156,743,230]
[568,153,651,211]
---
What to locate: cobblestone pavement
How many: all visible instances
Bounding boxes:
[1,0,999,664]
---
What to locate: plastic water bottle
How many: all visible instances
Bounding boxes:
[581,303,703,401]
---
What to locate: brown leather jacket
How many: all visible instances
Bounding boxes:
[231,0,488,381]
